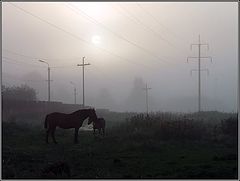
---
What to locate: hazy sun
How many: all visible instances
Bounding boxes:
[91,35,101,45]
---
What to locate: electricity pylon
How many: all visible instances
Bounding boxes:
[187,35,212,112]
[143,83,151,116]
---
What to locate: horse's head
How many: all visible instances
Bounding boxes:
[88,108,97,125]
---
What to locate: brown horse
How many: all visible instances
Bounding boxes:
[93,117,106,136]
[44,108,97,144]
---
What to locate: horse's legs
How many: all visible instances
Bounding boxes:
[51,127,58,144]
[98,128,101,135]
[74,128,79,144]
[46,129,50,144]
[102,128,105,136]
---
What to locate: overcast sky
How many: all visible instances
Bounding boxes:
[2,2,238,112]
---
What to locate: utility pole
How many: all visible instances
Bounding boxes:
[74,87,76,104]
[39,60,52,102]
[70,81,77,104]
[143,83,151,116]
[77,57,90,107]
[48,67,50,102]
[187,35,212,112]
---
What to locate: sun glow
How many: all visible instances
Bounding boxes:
[91,35,101,45]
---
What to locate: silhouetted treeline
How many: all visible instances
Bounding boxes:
[111,112,237,144]
[2,84,37,101]
[2,100,97,128]
[2,99,133,128]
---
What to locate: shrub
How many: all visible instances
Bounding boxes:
[220,117,237,137]
[111,113,211,142]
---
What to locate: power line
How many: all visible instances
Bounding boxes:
[111,4,180,62]
[3,49,151,74]
[2,56,45,68]
[3,72,62,84]
[9,3,157,71]
[135,3,190,51]
[2,72,45,85]
[3,49,42,60]
[3,48,79,62]
[67,3,171,65]
[3,49,81,69]
[135,3,181,41]
[117,4,176,50]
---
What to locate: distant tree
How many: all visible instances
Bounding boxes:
[2,84,37,101]
[125,77,145,112]
[95,88,116,110]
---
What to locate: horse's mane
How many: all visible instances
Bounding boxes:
[72,108,94,115]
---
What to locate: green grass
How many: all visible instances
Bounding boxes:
[2,117,237,179]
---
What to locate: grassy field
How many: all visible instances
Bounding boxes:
[2,113,238,179]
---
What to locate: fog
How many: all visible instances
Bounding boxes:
[2,2,238,112]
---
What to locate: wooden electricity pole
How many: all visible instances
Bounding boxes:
[77,57,90,107]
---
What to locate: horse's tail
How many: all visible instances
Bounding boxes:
[44,115,49,129]
[101,118,106,128]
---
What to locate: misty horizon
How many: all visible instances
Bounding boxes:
[2,2,238,113]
